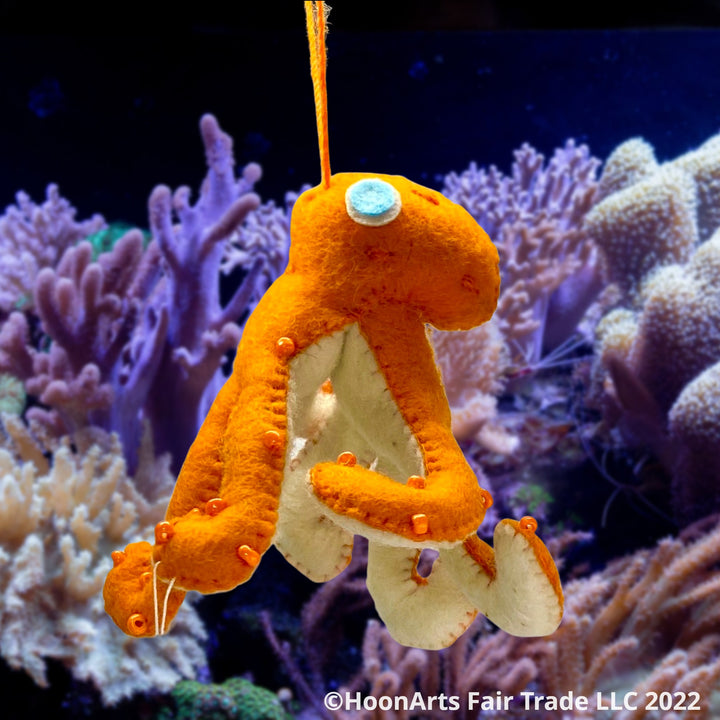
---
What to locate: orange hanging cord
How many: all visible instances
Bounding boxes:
[305,1,331,188]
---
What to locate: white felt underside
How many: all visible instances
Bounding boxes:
[366,542,477,650]
[273,324,562,646]
[274,324,430,581]
[442,520,562,637]
[273,330,353,581]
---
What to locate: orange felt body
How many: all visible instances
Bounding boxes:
[103,542,186,638]
[103,172,563,647]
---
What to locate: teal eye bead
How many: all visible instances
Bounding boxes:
[345,178,402,226]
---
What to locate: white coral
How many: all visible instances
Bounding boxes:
[0,418,207,705]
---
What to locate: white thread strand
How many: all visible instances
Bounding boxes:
[152,560,160,637]
[161,577,177,635]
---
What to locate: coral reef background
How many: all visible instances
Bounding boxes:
[3,11,720,720]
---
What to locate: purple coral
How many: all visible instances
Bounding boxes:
[141,114,264,469]
[0,115,285,474]
[0,184,104,314]
[444,140,601,370]
[222,189,298,303]
[29,233,146,431]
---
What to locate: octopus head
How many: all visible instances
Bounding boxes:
[289,172,500,331]
[103,541,186,638]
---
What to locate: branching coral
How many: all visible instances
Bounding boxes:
[25,231,148,432]
[431,321,517,453]
[222,189,298,302]
[0,115,282,473]
[433,141,601,470]
[261,538,374,715]
[0,184,104,313]
[444,140,601,369]
[142,115,264,468]
[0,416,207,705]
[0,230,165,462]
[0,115,291,705]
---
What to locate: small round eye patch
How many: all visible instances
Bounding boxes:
[345,178,402,226]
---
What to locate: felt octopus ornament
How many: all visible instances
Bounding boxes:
[104,2,563,649]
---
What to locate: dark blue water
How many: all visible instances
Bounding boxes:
[2,29,719,226]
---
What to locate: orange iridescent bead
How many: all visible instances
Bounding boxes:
[520,516,538,533]
[262,430,283,453]
[275,336,296,358]
[411,513,429,535]
[337,451,357,466]
[206,497,227,516]
[407,475,425,489]
[155,521,174,544]
[126,613,148,636]
[237,544,261,567]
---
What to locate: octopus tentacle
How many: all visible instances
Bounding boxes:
[307,315,491,544]
[150,277,350,595]
[442,519,564,637]
[366,541,478,650]
[309,462,488,544]
[275,327,355,580]
[103,542,186,638]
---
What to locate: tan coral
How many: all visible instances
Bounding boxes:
[430,321,518,453]
[0,420,207,705]
[594,310,638,385]
[496,217,597,367]
[584,164,697,298]
[595,137,659,202]
[626,229,720,413]
[590,133,720,500]
[670,133,720,241]
[587,130,720,303]
[668,361,720,524]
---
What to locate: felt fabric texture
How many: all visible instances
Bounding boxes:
[103,172,563,648]
[442,519,564,637]
[102,542,186,638]
[366,542,478,650]
[288,174,500,332]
